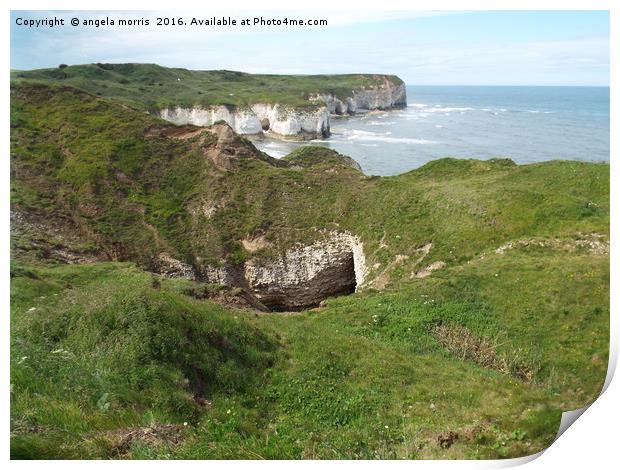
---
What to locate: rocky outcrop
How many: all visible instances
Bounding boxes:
[156,253,196,279]
[160,103,330,140]
[162,122,283,171]
[250,104,330,138]
[244,232,367,310]
[198,232,367,311]
[158,79,406,139]
[312,82,407,115]
[201,264,235,285]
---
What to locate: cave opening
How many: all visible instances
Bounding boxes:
[257,251,357,312]
[260,118,270,131]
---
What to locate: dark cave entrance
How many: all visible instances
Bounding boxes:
[257,251,357,312]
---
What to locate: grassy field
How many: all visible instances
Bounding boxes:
[10,248,608,459]
[10,79,609,459]
[11,63,403,111]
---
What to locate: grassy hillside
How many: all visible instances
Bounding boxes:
[11,251,608,459]
[11,63,404,111]
[10,80,609,459]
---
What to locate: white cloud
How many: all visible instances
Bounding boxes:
[11,10,609,85]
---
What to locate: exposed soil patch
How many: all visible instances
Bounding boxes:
[433,421,493,452]
[371,254,409,290]
[241,234,272,253]
[413,261,446,279]
[437,431,459,449]
[494,233,609,256]
[106,423,185,457]
[11,210,106,264]
[146,124,205,140]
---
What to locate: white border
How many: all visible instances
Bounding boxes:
[2,1,616,468]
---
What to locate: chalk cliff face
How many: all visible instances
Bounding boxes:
[159,80,406,139]
[160,106,263,134]
[243,232,367,310]
[160,104,330,140]
[195,232,368,311]
[312,82,407,115]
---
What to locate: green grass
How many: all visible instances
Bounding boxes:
[10,79,609,459]
[11,244,608,458]
[10,262,277,459]
[282,146,362,171]
[11,63,404,111]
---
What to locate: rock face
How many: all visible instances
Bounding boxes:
[159,80,406,139]
[160,104,330,140]
[312,82,407,115]
[244,233,367,310]
[156,253,196,279]
[199,232,368,311]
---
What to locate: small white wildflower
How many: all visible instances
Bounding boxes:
[183,422,188,426]
[430,403,436,410]
[384,425,389,429]
[51,349,64,354]
[226,409,231,414]
[27,307,36,312]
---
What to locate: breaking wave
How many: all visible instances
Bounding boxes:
[342,129,436,145]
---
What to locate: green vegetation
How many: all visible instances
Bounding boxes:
[10,262,276,458]
[11,63,403,111]
[10,78,609,459]
[282,146,362,171]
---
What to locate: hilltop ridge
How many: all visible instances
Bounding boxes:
[12,63,407,139]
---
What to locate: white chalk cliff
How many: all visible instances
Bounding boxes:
[243,232,367,310]
[158,81,406,139]
[311,82,407,115]
[160,104,330,140]
[192,232,368,310]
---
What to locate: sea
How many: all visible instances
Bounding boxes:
[249,86,610,176]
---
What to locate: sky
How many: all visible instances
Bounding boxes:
[10,10,610,86]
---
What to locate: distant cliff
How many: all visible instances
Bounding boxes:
[12,63,406,139]
[159,79,406,139]
[160,103,331,139]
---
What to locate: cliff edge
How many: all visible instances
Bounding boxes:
[12,63,407,139]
